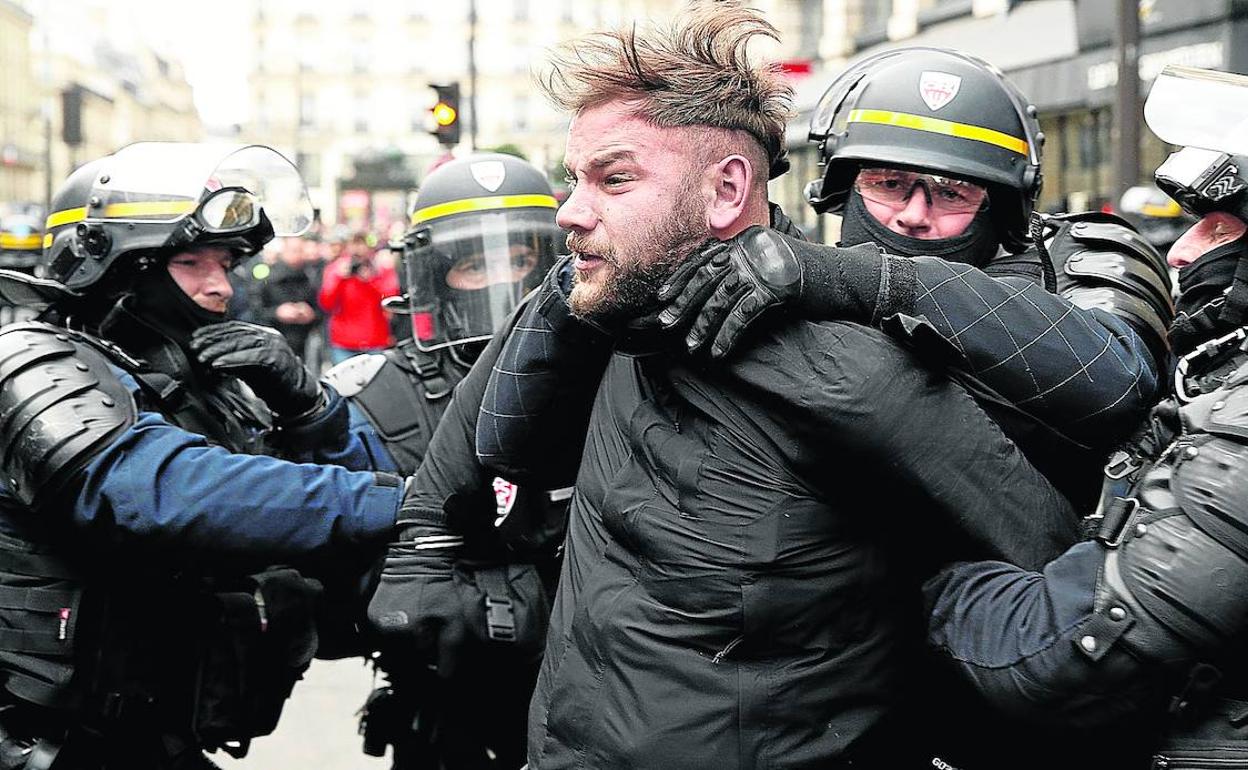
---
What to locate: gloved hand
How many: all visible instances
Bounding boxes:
[657,226,802,358]
[189,320,324,418]
[366,478,467,679]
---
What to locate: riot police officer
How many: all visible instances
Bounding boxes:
[0,142,408,769]
[658,46,1174,510]
[331,153,567,769]
[923,63,1248,770]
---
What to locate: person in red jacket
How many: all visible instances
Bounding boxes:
[319,231,400,363]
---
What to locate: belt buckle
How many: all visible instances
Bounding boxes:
[484,597,516,642]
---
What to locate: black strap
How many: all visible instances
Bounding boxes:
[1028,211,1059,294]
[403,346,454,401]
[0,586,75,613]
[0,628,71,656]
[1096,496,1138,547]
[0,548,77,580]
[474,566,516,642]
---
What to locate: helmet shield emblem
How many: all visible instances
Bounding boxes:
[919,71,962,111]
[470,160,507,192]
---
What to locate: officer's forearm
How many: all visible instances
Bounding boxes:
[476,259,612,487]
[789,239,896,324]
[924,545,1166,727]
[908,257,1159,443]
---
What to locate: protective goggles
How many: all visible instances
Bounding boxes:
[854,167,989,214]
[197,187,263,233]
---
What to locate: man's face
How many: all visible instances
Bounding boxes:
[166,245,234,313]
[855,166,985,240]
[558,101,711,323]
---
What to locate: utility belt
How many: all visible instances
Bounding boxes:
[0,545,321,763]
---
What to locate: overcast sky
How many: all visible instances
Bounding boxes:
[130,0,252,126]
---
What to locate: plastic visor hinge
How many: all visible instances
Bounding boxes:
[484,597,516,642]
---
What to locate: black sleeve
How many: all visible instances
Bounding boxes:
[475,258,614,488]
[401,300,527,526]
[729,322,1082,570]
[794,235,1159,448]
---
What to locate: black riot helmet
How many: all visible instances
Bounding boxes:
[806,47,1044,253]
[41,143,313,294]
[0,214,44,273]
[403,153,564,355]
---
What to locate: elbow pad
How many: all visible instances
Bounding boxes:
[1045,213,1175,363]
[0,323,137,509]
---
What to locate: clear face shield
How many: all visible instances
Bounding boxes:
[405,208,563,351]
[1146,67,1248,220]
[89,143,313,240]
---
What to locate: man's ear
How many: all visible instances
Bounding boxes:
[706,155,754,234]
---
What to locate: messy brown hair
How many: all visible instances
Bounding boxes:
[538,1,793,182]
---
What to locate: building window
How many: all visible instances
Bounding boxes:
[299,92,316,128]
[515,95,528,132]
[296,152,321,185]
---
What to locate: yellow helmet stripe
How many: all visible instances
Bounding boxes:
[102,200,198,219]
[42,233,52,249]
[45,206,88,230]
[0,234,42,250]
[848,109,1030,156]
[44,199,199,232]
[410,194,558,226]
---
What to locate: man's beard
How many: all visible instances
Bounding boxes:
[568,195,708,325]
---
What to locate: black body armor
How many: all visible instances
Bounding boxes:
[1091,328,1248,769]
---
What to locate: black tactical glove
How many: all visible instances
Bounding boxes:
[366,478,467,679]
[190,320,325,419]
[657,226,803,358]
[657,227,887,359]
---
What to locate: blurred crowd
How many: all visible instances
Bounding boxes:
[229,229,407,375]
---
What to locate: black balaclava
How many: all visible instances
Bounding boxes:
[128,259,228,349]
[839,188,1001,267]
[1171,237,1246,356]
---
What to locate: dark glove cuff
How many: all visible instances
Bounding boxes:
[536,257,616,345]
[792,240,893,324]
[274,385,345,445]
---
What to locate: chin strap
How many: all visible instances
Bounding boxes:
[1027,211,1059,294]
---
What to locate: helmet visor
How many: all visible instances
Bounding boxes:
[407,209,563,350]
[89,143,313,236]
[1145,66,1248,156]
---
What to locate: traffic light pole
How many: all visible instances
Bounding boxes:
[1113,0,1141,202]
[468,0,478,150]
